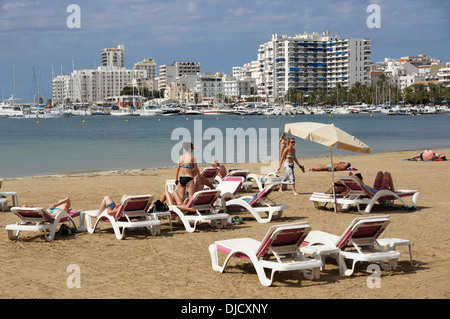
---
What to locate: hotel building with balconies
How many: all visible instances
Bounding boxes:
[255,31,371,102]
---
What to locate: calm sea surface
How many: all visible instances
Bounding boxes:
[1,113,449,178]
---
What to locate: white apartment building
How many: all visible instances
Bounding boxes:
[159,62,201,91]
[397,54,441,67]
[374,57,444,89]
[101,45,125,68]
[222,75,256,101]
[438,62,450,87]
[52,45,147,104]
[256,31,370,101]
[53,68,146,104]
[195,74,223,103]
[134,58,157,79]
[327,38,371,89]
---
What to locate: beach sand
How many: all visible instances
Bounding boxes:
[0,148,449,300]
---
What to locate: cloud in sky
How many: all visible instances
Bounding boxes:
[0,0,449,101]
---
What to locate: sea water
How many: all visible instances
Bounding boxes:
[0,113,449,178]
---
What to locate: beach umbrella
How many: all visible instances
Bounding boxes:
[284,122,371,212]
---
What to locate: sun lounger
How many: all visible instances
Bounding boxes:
[6,206,81,241]
[209,222,322,286]
[246,172,283,191]
[215,169,253,191]
[83,194,161,240]
[302,215,402,276]
[215,176,244,199]
[309,175,420,213]
[168,189,229,233]
[224,183,289,223]
[200,167,220,185]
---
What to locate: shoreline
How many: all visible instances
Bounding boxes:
[3,147,448,181]
[1,147,449,299]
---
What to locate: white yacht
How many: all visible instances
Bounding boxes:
[0,95,25,117]
[23,107,70,118]
[0,102,23,117]
[140,105,163,116]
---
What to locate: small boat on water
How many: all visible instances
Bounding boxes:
[0,103,23,117]
[110,106,139,116]
[140,105,163,116]
[0,95,25,117]
[161,106,181,116]
[23,106,70,118]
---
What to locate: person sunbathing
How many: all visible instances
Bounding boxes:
[308,161,352,172]
[92,194,128,218]
[159,190,197,213]
[211,160,227,179]
[413,150,446,161]
[48,197,73,217]
[352,172,395,193]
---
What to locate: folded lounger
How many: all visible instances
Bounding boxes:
[168,189,229,233]
[246,172,283,192]
[310,175,420,213]
[6,206,81,242]
[302,215,403,276]
[83,194,161,240]
[215,169,253,191]
[209,222,323,286]
[224,183,289,223]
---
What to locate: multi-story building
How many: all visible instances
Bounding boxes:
[326,38,371,89]
[134,58,157,80]
[101,45,125,68]
[438,62,450,87]
[159,62,201,91]
[194,73,223,103]
[397,54,441,68]
[52,45,147,104]
[222,74,256,101]
[255,31,371,102]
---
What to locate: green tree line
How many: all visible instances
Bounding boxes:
[284,80,450,106]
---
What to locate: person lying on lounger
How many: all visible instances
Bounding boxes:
[48,197,73,217]
[352,172,395,193]
[92,194,128,218]
[159,190,197,213]
[308,161,352,171]
[327,171,395,196]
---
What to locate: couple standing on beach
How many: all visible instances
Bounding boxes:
[277,133,305,196]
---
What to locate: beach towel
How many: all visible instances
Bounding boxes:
[403,158,448,162]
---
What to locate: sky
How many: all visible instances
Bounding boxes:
[0,0,449,103]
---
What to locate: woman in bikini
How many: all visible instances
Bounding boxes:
[48,197,72,217]
[175,142,198,200]
[279,133,287,160]
[277,137,305,195]
[91,194,128,218]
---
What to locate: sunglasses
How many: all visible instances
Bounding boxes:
[290,141,296,144]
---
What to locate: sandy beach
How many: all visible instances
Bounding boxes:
[0,148,449,300]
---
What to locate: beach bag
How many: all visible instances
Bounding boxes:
[151,200,169,212]
[57,224,76,236]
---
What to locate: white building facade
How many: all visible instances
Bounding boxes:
[255,31,371,102]
[52,45,147,104]
[159,62,201,91]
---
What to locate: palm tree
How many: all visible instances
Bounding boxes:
[349,82,363,103]
[412,83,428,105]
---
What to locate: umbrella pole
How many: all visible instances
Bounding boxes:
[330,147,337,213]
